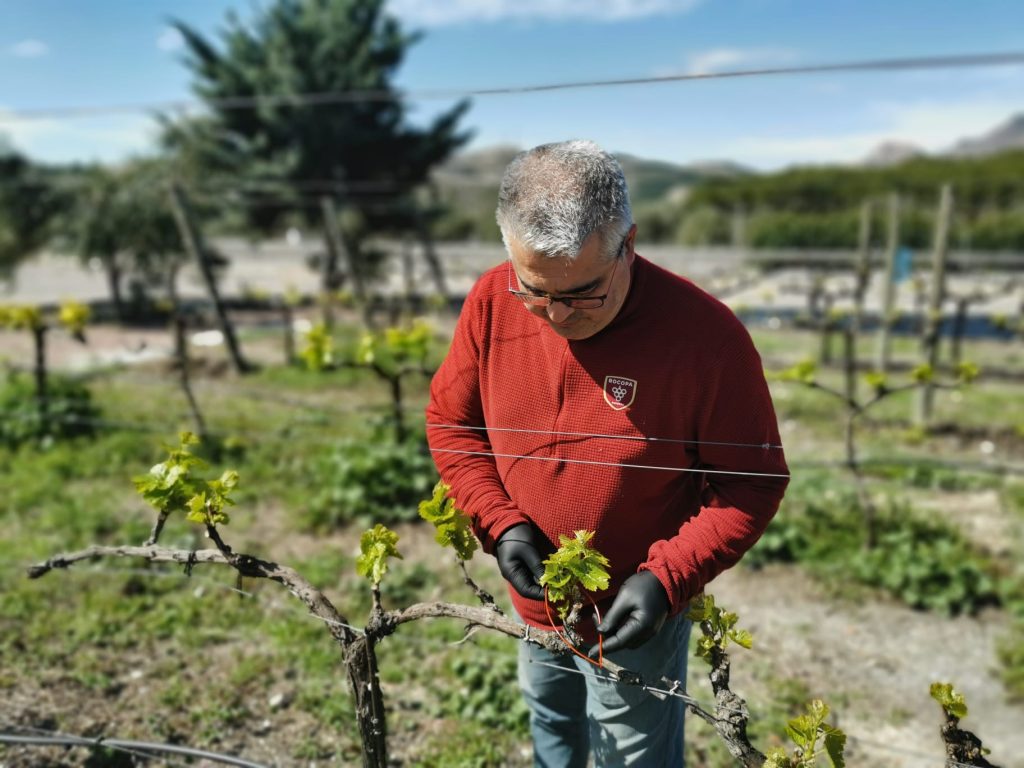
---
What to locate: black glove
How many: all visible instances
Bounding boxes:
[590,571,669,656]
[495,523,546,601]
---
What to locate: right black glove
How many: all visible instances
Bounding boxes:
[495,523,546,601]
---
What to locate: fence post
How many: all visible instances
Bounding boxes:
[321,196,365,312]
[874,193,900,374]
[168,182,251,375]
[174,314,207,440]
[32,324,49,436]
[915,184,952,428]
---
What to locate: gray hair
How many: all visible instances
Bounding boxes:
[495,140,633,261]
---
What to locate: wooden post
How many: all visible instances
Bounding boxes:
[851,199,872,340]
[842,327,856,406]
[168,182,251,375]
[874,193,900,374]
[32,324,49,436]
[402,236,416,308]
[730,205,746,248]
[281,303,295,365]
[413,207,450,304]
[819,294,835,365]
[950,297,969,366]
[321,196,365,308]
[915,184,952,428]
[174,314,207,440]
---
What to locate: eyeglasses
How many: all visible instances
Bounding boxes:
[507,235,627,309]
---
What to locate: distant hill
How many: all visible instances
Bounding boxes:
[432,145,750,206]
[949,113,1024,157]
[862,141,925,167]
[861,112,1024,166]
[429,145,751,241]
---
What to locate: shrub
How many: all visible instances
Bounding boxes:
[304,437,437,529]
[431,650,530,735]
[746,490,1002,615]
[0,373,99,448]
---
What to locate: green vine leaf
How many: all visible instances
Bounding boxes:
[418,481,477,561]
[356,320,432,376]
[863,370,888,395]
[910,363,933,383]
[778,359,817,385]
[540,530,610,620]
[356,524,403,585]
[133,431,207,515]
[771,699,846,767]
[686,593,755,664]
[954,361,980,385]
[185,469,239,526]
[301,322,335,371]
[0,304,44,331]
[930,682,968,719]
[58,300,90,341]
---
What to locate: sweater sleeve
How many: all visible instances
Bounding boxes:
[639,321,789,609]
[425,281,530,553]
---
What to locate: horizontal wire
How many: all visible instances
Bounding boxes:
[426,422,783,450]
[431,447,791,479]
[3,50,1024,121]
[0,721,199,768]
[525,658,742,717]
[0,725,269,768]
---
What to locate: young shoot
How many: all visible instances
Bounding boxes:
[540,530,610,621]
[356,524,403,586]
[418,480,477,561]
[301,322,335,371]
[764,699,846,768]
[356,319,432,376]
[686,593,753,664]
[931,682,969,720]
[133,432,241,543]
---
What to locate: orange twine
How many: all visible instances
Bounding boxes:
[543,586,604,669]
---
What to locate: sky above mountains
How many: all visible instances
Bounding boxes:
[1,0,1022,170]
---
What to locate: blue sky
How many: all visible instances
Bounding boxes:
[1,0,1022,170]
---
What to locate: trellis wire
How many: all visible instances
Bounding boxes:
[0,723,269,768]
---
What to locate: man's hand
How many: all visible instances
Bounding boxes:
[495,523,547,601]
[590,571,669,656]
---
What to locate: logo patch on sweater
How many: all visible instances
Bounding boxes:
[603,376,637,411]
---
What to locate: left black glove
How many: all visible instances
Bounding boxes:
[590,571,669,657]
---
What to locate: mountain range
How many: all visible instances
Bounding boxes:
[863,111,1024,165]
[434,111,1024,214]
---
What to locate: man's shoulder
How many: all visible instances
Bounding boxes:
[458,261,523,327]
[639,256,744,333]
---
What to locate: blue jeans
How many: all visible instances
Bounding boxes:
[517,613,691,768]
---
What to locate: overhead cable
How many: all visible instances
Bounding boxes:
[3,50,1024,122]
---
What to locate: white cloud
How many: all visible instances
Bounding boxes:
[9,39,49,58]
[0,109,159,164]
[157,27,184,53]
[386,0,702,26]
[715,97,1020,169]
[685,47,798,76]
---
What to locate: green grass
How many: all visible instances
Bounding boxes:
[1,317,1022,763]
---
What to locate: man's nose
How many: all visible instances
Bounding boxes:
[546,301,573,323]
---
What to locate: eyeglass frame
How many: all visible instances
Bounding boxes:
[506,234,629,310]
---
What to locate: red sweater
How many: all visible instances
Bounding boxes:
[426,255,789,635]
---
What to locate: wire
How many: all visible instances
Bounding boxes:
[426,422,783,450]
[0,724,269,767]
[431,447,791,478]
[3,50,1023,122]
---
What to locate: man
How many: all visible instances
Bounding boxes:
[426,140,788,767]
